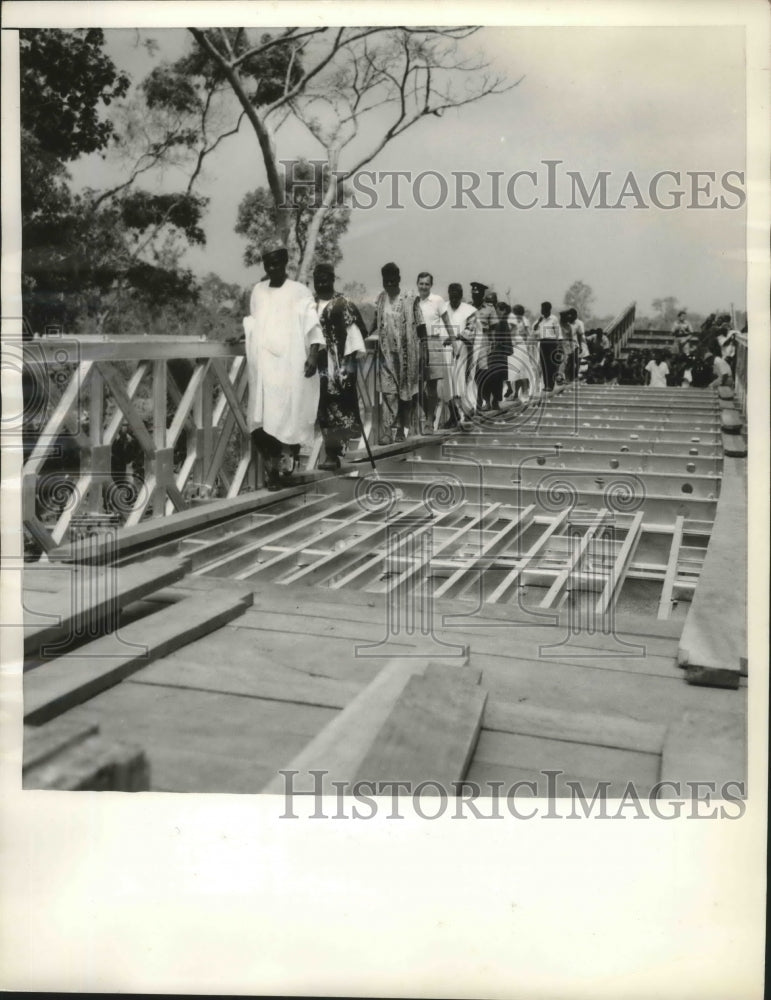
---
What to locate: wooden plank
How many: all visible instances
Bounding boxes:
[720,409,742,434]
[477,651,746,728]
[24,588,253,725]
[471,729,660,791]
[23,734,150,791]
[24,555,192,658]
[63,684,336,794]
[230,608,680,676]
[48,483,311,563]
[660,710,746,790]
[352,667,486,787]
[463,759,650,799]
[197,575,684,640]
[222,629,387,683]
[23,717,100,772]
[131,636,362,711]
[260,657,441,795]
[722,432,747,458]
[657,515,684,619]
[482,701,665,755]
[679,457,746,688]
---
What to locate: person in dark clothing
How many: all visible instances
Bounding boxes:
[485,301,513,409]
[688,348,717,388]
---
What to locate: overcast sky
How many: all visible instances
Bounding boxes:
[69,25,747,319]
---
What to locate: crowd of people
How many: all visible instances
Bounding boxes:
[237,240,740,490]
[583,310,740,389]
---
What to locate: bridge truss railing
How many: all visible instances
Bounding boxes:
[19,335,381,554]
[604,302,636,355]
[733,332,748,419]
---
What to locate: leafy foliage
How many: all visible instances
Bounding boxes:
[20,30,213,334]
[20,28,130,162]
[563,280,595,321]
[236,159,351,274]
[119,191,208,245]
[651,296,682,327]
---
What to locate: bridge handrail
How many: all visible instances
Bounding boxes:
[21,334,381,554]
[734,331,748,419]
[604,302,636,355]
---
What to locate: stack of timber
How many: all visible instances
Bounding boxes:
[22,555,254,788]
[23,385,747,795]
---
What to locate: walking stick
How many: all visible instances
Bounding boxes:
[353,384,379,475]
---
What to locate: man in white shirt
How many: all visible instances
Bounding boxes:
[533,301,562,392]
[567,308,587,379]
[416,271,455,432]
[243,237,324,490]
[644,350,670,388]
[711,353,733,388]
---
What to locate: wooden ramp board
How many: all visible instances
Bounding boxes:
[720,408,743,433]
[353,664,487,789]
[226,606,682,678]
[476,651,746,729]
[470,729,660,795]
[24,588,253,725]
[182,575,686,641]
[23,717,99,773]
[660,710,746,791]
[129,627,363,711]
[61,682,339,794]
[23,721,149,791]
[482,701,666,756]
[678,456,747,688]
[261,656,467,796]
[24,555,191,659]
[721,432,747,458]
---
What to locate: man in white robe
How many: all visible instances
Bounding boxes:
[244,239,325,490]
[445,283,477,422]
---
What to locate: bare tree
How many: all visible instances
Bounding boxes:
[188,26,517,281]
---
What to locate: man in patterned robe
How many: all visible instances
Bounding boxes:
[371,262,424,444]
[312,263,368,470]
